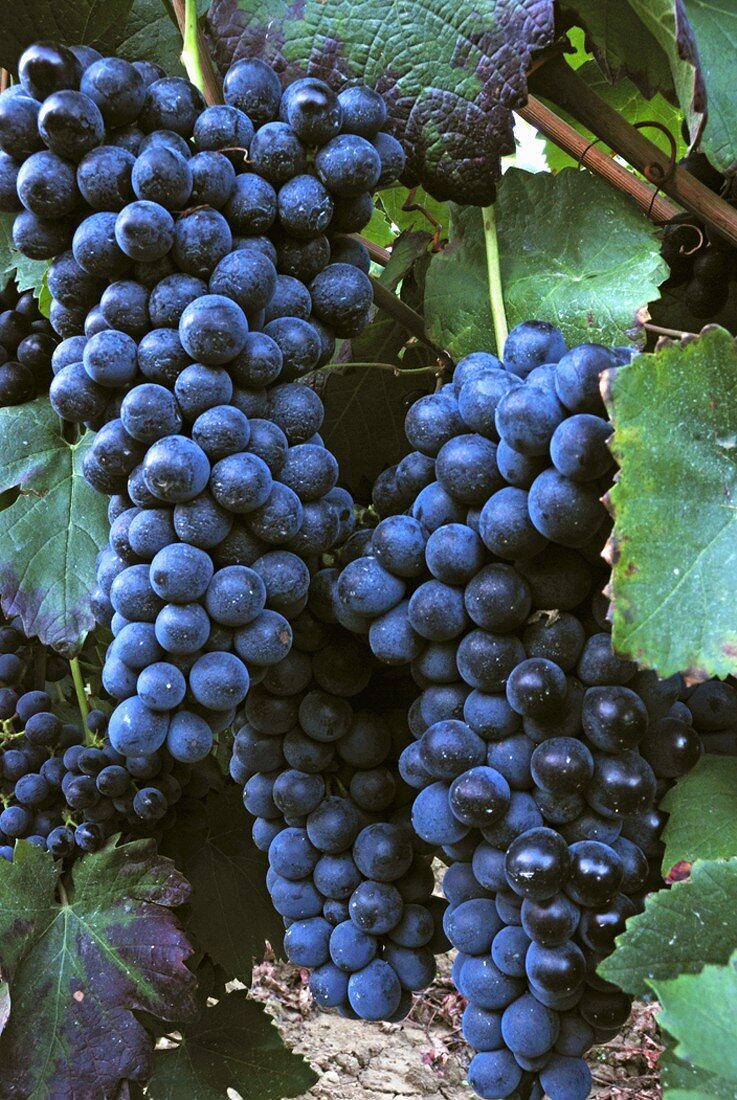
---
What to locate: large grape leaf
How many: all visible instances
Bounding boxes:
[597,859,737,998]
[205,0,555,205]
[660,757,737,869]
[0,840,197,1099]
[558,0,674,98]
[161,785,282,980]
[424,168,667,357]
[0,399,109,655]
[147,989,317,1100]
[606,326,737,681]
[652,952,737,1089]
[0,0,133,71]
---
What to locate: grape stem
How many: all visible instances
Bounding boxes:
[316,360,439,377]
[482,205,508,353]
[643,322,699,339]
[370,277,453,369]
[70,656,89,731]
[170,0,224,105]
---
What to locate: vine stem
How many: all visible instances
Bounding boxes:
[170,0,223,105]
[529,54,737,249]
[317,360,438,376]
[70,657,89,730]
[482,206,508,353]
[370,278,453,368]
[517,95,681,225]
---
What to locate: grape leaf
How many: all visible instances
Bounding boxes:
[606,326,737,680]
[147,989,317,1100]
[661,1036,737,1100]
[424,168,667,357]
[0,0,133,71]
[660,757,737,868]
[114,0,213,75]
[0,840,197,1098]
[597,859,737,997]
[161,785,283,980]
[678,1,737,174]
[205,0,555,205]
[559,0,674,98]
[380,186,450,241]
[652,953,737,1087]
[0,399,109,655]
[308,361,432,501]
[541,61,686,174]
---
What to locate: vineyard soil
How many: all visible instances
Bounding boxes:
[251,956,662,1100]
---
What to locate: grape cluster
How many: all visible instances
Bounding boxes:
[0,276,56,406]
[660,144,736,318]
[230,605,449,1022]
[0,41,405,767]
[0,615,219,857]
[331,322,707,1099]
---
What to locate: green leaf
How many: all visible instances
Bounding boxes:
[0,0,133,71]
[362,203,396,248]
[679,0,737,174]
[660,757,737,868]
[148,989,317,1100]
[0,840,196,1098]
[541,61,686,173]
[653,952,737,1087]
[559,0,675,98]
[380,186,450,240]
[424,169,667,357]
[0,399,109,655]
[161,785,282,980]
[205,0,555,204]
[607,326,737,680]
[661,1037,737,1100]
[597,858,737,997]
[114,0,185,75]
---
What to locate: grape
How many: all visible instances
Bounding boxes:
[528,469,604,546]
[540,1055,592,1100]
[17,151,79,218]
[38,90,105,160]
[142,435,211,503]
[115,200,175,262]
[108,695,169,755]
[554,344,616,415]
[565,840,624,907]
[329,920,377,970]
[173,209,233,279]
[223,58,282,125]
[188,651,250,710]
[189,150,236,208]
[284,916,331,967]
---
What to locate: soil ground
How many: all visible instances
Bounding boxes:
[250,953,663,1100]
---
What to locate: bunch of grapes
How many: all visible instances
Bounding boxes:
[0,276,56,406]
[660,143,736,318]
[230,601,449,1023]
[0,614,220,857]
[330,322,706,1100]
[0,42,405,773]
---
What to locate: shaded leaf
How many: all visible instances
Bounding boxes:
[0,399,109,655]
[114,0,184,75]
[161,785,282,980]
[597,858,737,997]
[559,0,674,98]
[308,362,432,500]
[147,989,317,1100]
[205,0,555,205]
[424,169,666,357]
[0,840,196,1099]
[607,326,737,680]
[660,756,737,868]
[0,0,133,71]
[652,952,737,1087]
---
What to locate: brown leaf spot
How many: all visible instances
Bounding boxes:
[73,991,84,1003]
[665,860,692,884]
